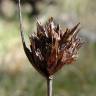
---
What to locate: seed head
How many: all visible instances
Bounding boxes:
[21,17,82,78]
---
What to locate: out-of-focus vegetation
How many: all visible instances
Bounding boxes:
[0,0,96,96]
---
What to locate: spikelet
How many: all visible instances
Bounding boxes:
[21,17,82,78]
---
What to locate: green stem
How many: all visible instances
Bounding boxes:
[47,76,53,96]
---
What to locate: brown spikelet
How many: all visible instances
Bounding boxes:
[21,17,82,78]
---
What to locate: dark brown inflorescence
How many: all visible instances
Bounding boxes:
[22,17,82,78]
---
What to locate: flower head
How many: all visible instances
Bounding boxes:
[21,17,82,78]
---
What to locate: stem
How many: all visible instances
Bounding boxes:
[47,76,53,96]
[18,0,25,43]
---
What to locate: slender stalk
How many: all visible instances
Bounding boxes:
[18,0,25,43]
[47,76,53,96]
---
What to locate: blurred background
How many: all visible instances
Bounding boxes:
[0,0,96,96]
